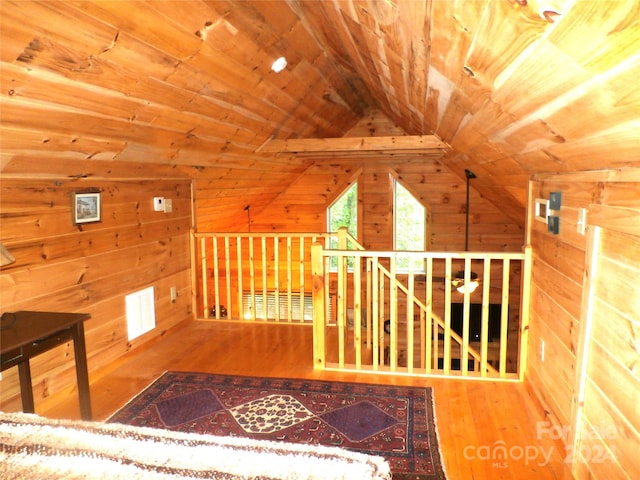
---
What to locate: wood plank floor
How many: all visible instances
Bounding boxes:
[41,320,573,480]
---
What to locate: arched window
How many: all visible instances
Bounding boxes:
[393,179,427,272]
[327,182,358,237]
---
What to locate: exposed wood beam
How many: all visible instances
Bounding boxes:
[257,135,450,157]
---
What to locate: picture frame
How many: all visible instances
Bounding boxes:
[73,192,101,224]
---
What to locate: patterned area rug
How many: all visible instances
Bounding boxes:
[109,372,447,480]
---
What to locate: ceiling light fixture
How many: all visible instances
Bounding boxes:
[453,271,479,294]
[452,169,479,294]
[271,56,287,73]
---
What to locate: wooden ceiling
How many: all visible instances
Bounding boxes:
[1,0,639,227]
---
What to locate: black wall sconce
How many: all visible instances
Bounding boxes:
[547,191,561,235]
[548,215,560,234]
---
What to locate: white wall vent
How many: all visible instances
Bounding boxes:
[126,286,156,341]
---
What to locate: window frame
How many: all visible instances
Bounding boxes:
[392,176,429,273]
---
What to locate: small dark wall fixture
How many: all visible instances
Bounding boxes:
[547,191,561,235]
[548,215,560,235]
[549,191,562,210]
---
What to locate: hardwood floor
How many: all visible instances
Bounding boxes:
[41,320,573,480]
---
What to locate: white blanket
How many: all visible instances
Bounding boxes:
[0,412,390,479]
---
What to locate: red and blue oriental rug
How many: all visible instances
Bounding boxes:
[108,372,447,479]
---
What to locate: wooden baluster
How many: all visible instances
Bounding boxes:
[248,237,256,320]
[499,259,511,378]
[407,261,414,373]
[337,250,347,368]
[201,236,208,318]
[299,236,305,323]
[261,236,267,320]
[311,242,326,370]
[212,236,220,319]
[371,257,380,369]
[462,257,472,376]
[274,237,280,322]
[236,236,244,321]
[425,257,433,373]
[519,246,532,381]
[480,259,491,376]
[353,255,362,369]
[224,237,232,319]
[443,258,452,375]
[389,256,397,371]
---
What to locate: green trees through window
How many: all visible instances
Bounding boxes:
[327,182,357,237]
[326,179,427,272]
[394,180,426,272]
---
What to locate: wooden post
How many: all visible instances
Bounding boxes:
[366,258,372,347]
[389,256,397,371]
[224,237,232,319]
[274,237,281,322]
[424,257,433,373]
[443,258,452,374]
[353,256,362,367]
[499,259,511,377]
[462,257,471,376]
[261,236,267,320]
[372,257,380,369]
[337,251,346,368]
[407,265,415,373]
[200,236,209,318]
[248,237,256,320]
[300,236,305,323]
[189,229,198,319]
[480,259,491,376]
[311,242,326,370]
[236,237,244,320]
[337,226,348,250]
[518,245,532,381]
[212,236,220,319]
[287,237,292,321]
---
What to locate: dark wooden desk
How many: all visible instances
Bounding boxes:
[1,311,92,420]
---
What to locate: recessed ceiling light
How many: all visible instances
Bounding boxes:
[271,56,287,73]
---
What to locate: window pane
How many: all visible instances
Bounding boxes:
[394,181,426,271]
[327,183,357,271]
[328,183,357,237]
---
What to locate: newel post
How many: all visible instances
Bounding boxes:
[518,244,533,381]
[337,226,349,249]
[311,242,326,369]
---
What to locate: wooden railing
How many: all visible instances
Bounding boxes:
[192,229,531,380]
[191,230,361,322]
[311,230,532,380]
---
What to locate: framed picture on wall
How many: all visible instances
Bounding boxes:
[73,192,101,224]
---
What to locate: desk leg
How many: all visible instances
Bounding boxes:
[72,322,93,420]
[17,361,35,413]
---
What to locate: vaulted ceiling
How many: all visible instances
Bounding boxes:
[1,0,639,227]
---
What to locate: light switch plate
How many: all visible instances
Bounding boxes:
[163,198,173,213]
[577,208,586,235]
[153,197,164,211]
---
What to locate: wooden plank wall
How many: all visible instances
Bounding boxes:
[0,178,193,414]
[250,111,525,253]
[526,168,640,479]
